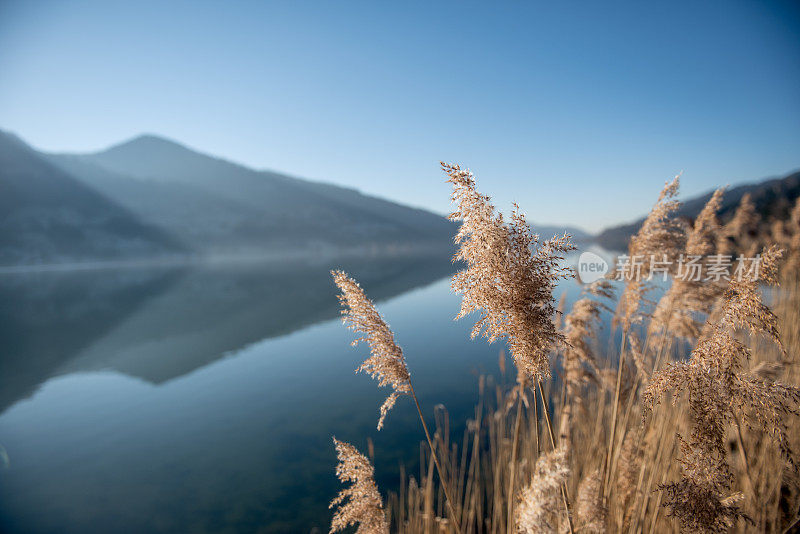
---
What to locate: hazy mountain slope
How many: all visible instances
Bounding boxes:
[46,154,276,252]
[596,170,800,251]
[56,135,457,254]
[0,131,184,265]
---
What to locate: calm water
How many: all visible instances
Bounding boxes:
[0,252,598,533]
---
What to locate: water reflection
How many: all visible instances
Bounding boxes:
[0,252,468,533]
[0,251,612,533]
[0,253,456,407]
[0,268,182,413]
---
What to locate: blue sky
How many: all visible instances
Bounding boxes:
[1,0,798,231]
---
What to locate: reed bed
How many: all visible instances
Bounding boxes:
[327,164,800,533]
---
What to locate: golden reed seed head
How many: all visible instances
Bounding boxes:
[644,243,800,532]
[586,278,615,301]
[718,193,758,256]
[329,438,389,534]
[721,244,784,349]
[515,446,570,534]
[784,196,800,271]
[332,270,411,430]
[629,175,684,260]
[442,162,574,382]
[616,434,642,511]
[649,188,726,343]
[616,175,685,331]
[686,187,725,257]
[657,437,745,534]
[576,469,607,534]
[562,295,605,390]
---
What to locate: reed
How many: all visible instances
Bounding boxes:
[330,438,390,534]
[326,165,800,533]
[332,270,463,533]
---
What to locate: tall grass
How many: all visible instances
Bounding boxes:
[328,164,800,533]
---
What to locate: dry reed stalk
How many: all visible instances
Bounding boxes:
[559,280,612,449]
[606,175,684,500]
[332,271,463,533]
[506,376,525,534]
[644,246,800,532]
[334,163,800,533]
[614,433,641,530]
[442,162,573,532]
[537,379,574,534]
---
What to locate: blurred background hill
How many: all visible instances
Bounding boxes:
[1,130,461,265]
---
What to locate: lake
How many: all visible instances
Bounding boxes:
[0,251,599,533]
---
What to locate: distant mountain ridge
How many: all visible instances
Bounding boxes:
[0,131,184,265]
[0,130,466,265]
[595,170,800,251]
[6,128,792,263]
[47,134,457,257]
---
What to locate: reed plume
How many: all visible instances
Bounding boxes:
[644,245,800,532]
[575,469,607,533]
[330,438,390,534]
[332,270,411,430]
[614,434,641,524]
[656,439,746,534]
[615,175,684,331]
[785,197,800,272]
[718,193,758,256]
[443,162,574,382]
[686,188,725,257]
[650,188,725,343]
[515,446,570,534]
[722,244,783,347]
[605,176,685,499]
[442,162,575,533]
[332,270,463,532]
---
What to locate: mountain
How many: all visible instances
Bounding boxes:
[0,131,184,265]
[47,135,457,257]
[3,129,592,264]
[595,170,800,251]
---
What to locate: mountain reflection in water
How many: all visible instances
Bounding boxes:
[0,251,598,533]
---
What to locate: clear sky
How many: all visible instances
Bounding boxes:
[1,0,798,231]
